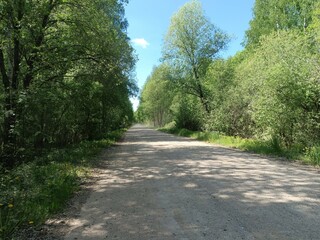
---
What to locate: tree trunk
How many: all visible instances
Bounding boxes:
[2,37,21,168]
[0,1,23,167]
[193,67,210,114]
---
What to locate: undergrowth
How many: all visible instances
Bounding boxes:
[0,129,125,239]
[160,127,319,166]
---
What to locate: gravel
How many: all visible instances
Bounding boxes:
[24,125,320,240]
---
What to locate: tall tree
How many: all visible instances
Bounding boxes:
[0,0,136,167]
[162,0,229,114]
[245,0,317,46]
[236,30,320,146]
[139,64,175,127]
[0,0,64,166]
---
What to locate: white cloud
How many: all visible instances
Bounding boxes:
[132,38,150,49]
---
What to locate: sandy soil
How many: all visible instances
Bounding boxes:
[36,125,320,239]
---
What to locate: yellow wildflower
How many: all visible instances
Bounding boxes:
[0,203,3,207]
[29,221,34,225]
[8,204,13,208]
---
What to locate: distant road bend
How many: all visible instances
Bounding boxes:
[64,124,320,240]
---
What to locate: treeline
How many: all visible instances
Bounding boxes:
[0,0,137,168]
[138,0,320,158]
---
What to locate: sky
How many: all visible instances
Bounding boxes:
[125,0,255,109]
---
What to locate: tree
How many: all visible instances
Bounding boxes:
[0,0,66,166]
[139,64,175,127]
[162,0,229,114]
[170,93,203,131]
[236,30,320,146]
[308,1,320,43]
[202,52,248,133]
[245,0,317,47]
[0,0,137,167]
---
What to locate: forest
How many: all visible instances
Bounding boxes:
[0,0,137,168]
[138,0,320,165]
[0,0,136,237]
[0,0,319,238]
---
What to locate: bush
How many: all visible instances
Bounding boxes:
[0,129,125,239]
[305,145,320,165]
[159,127,320,165]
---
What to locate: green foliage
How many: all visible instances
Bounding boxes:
[245,0,317,46]
[0,0,136,167]
[162,0,230,113]
[140,0,231,131]
[160,126,317,164]
[139,64,175,127]
[141,0,320,166]
[171,94,203,131]
[0,162,79,238]
[236,30,320,146]
[0,129,125,239]
[203,52,249,134]
[305,146,320,165]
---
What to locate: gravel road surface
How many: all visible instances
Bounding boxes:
[63,125,320,240]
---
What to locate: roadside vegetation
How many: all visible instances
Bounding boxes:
[137,0,320,166]
[0,0,137,169]
[0,0,135,238]
[0,129,125,239]
[160,126,320,165]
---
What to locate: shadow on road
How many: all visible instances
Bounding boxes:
[63,125,320,240]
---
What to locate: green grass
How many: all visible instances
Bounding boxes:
[0,129,126,239]
[304,145,320,165]
[160,127,319,166]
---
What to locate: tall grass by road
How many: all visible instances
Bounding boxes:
[0,129,125,239]
[160,127,320,166]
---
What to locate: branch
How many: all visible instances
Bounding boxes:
[23,0,61,88]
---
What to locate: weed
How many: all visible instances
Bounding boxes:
[0,129,125,239]
[305,145,320,165]
[159,127,318,166]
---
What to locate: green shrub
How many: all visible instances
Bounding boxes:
[0,162,81,238]
[305,145,320,165]
[178,128,194,137]
[0,129,125,239]
[159,127,320,165]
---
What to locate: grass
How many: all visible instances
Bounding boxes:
[304,145,320,165]
[0,129,125,239]
[160,126,319,166]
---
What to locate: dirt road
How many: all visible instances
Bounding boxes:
[63,125,320,240]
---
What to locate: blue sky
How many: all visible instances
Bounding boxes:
[125,0,255,107]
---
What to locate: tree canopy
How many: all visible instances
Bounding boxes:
[245,0,316,46]
[139,0,320,162]
[162,0,229,113]
[0,0,137,168]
